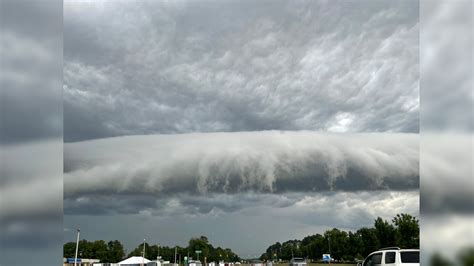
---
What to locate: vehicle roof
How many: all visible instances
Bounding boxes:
[367,249,419,256]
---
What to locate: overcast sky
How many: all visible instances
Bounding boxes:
[1,1,63,265]
[63,0,420,258]
[64,0,418,142]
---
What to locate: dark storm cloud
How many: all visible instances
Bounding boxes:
[0,141,63,264]
[420,134,473,214]
[1,1,63,265]
[1,0,62,144]
[64,0,419,142]
[65,191,418,219]
[64,193,301,216]
[64,132,418,215]
[419,1,473,264]
[64,191,418,258]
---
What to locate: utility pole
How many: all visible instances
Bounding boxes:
[142,239,146,266]
[175,247,178,265]
[74,228,80,266]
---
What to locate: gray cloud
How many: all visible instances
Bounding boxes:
[64,191,418,258]
[64,0,419,142]
[0,140,63,266]
[65,132,419,195]
[420,134,473,214]
[418,1,473,263]
[420,0,473,133]
[64,132,418,215]
[1,0,62,144]
[1,1,63,265]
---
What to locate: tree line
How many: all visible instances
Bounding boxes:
[64,236,240,263]
[64,240,125,263]
[259,213,419,262]
[430,248,474,266]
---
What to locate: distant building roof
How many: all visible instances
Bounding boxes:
[118,256,151,265]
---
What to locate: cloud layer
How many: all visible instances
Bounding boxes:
[1,1,63,265]
[64,0,419,142]
[64,131,418,215]
[64,190,419,258]
[65,132,418,195]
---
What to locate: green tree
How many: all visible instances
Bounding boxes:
[324,228,349,261]
[374,217,396,248]
[392,214,419,248]
[90,240,108,262]
[430,252,454,266]
[347,231,363,261]
[189,236,211,262]
[107,240,125,262]
[357,228,379,257]
[64,242,76,258]
[458,247,474,266]
[128,242,152,260]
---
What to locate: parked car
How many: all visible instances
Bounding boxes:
[289,258,307,266]
[361,247,419,266]
[188,260,203,266]
[250,260,264,266]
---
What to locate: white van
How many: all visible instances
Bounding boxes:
[361,247,419,266]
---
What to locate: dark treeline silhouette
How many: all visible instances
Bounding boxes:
[430,247,474,266]
[64,236,240,263]
[128,236,240,263]
[63,214,418,263]
[259,213,419,262]
[64,240,125,263]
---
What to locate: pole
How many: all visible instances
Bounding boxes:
[142,239,146,266]
[74,228,80,266]
[175,247,178,265]
[328,237,331,265]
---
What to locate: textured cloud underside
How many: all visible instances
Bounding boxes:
[65,131,419,197]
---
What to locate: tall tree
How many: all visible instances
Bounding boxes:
[64,242,76,258]
[374,217,396,248]
[107,240,125,262]
[324,228,349,261]
[392,214,419,248]
[458,247,474,266]
[357,228,379,257]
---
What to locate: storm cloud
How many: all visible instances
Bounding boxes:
[64,0,418,142]
[1,1,63,265]
[64,131,418,215]
[62,0,420,258]
[64,190,419,258]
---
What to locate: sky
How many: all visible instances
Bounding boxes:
[62,0,420,259]
[1,0,63,265]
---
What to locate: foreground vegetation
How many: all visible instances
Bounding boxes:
[430,248,474,266]
[64,236,239,263]
[259,213,419,262]
[64,213,419,263]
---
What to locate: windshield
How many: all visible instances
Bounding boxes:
[401,251,419,263]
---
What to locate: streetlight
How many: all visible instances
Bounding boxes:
[74,228,80,266]
[142,239,146,266]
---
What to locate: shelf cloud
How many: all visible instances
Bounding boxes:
[64,131,418,215]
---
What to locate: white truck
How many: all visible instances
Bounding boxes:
[360,247,419,266]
